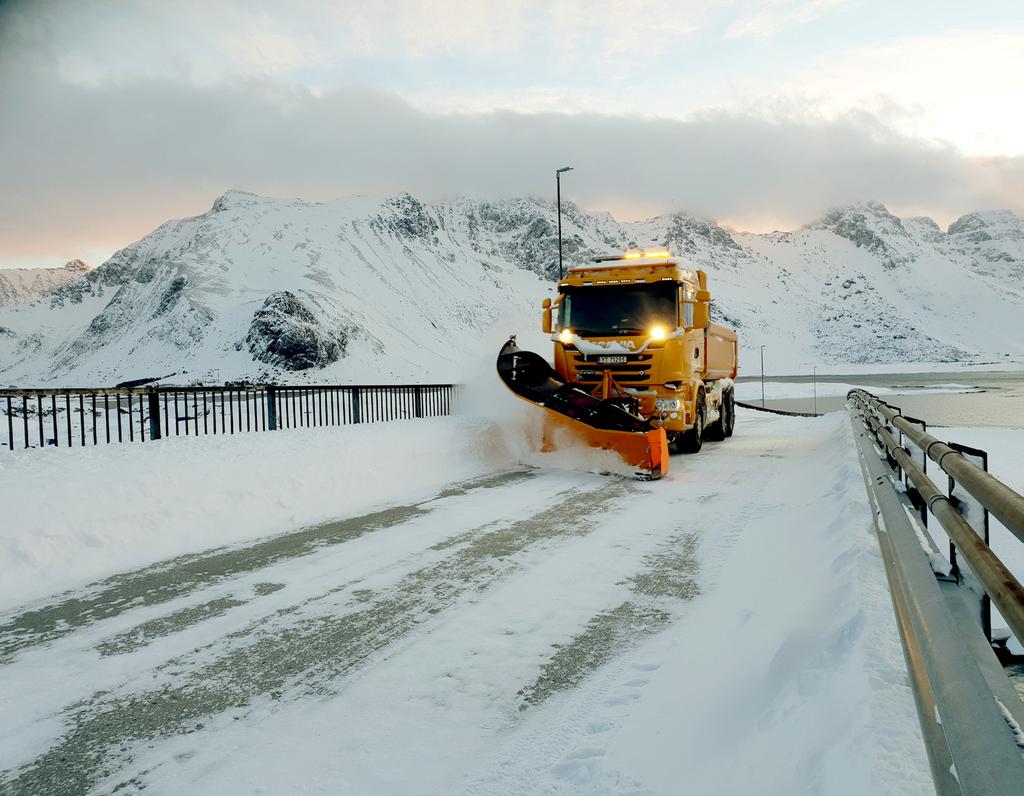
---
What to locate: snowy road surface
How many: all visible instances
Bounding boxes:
[0,411,932,794]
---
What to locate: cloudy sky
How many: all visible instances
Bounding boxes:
[1,0,1022,268]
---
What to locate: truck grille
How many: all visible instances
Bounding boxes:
[570,353,654,386]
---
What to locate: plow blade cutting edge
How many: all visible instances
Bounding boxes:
[497,338,669,479]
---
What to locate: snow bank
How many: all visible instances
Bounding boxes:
[0,416,514,612]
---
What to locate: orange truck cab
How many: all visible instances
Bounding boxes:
[542,249,739,453]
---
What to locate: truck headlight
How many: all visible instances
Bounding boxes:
[655,398,683,411]
[558,328,574,344]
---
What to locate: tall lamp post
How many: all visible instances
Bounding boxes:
[760,345,766,408]
[556,166,573,279]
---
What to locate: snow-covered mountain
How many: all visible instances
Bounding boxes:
[0,260,93,308]
[1,192,1023,386]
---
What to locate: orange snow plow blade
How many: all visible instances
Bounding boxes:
[497,338,668,479]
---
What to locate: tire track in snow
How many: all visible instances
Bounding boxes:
[95,583,284,658]
[0,469,535,663]
[458,426,793,795]
[517,532,699,709]
[2,478,634,795]
[467,415,915,796]
[1,468,582,773]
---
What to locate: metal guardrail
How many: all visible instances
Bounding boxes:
[1,384,455,451]
[849,388,1024,644]
[848,389,1024,795]
[855,390,1024,546]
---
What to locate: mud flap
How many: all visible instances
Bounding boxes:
[497,337,669,479]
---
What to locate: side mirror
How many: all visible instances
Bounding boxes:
[541,298,553,334]
[692,299,710,329]
[692,290,711,329]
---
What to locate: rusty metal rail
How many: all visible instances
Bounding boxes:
[848,388,1024,795]
[850,387,1024,643]
[853,389,1024,545]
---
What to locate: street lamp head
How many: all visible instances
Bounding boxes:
[557,166,573,173]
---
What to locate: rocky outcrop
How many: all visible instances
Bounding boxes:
[372,193,439,241]
[812,201,916,268]
[948,211,1021,261]
[662,214,744,256]
[0,260,93,307]
[245,291,351,371]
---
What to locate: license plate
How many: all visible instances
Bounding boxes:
[597,356,627,364]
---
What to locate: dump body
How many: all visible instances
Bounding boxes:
[545,253,738,442]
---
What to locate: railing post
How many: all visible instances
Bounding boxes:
[947,442,992,642]
[351,387,362,424]
[902,415,929,529]
[414,386,423,418]
[147,390,161,440]
[266,386,277,430]
[6,395,13,451]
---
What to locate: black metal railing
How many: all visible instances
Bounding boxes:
[1,384,455,451]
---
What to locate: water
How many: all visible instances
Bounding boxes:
[737,371,1024,427]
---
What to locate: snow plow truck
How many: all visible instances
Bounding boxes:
[497,249,738,480]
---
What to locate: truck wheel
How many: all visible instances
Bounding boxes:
[677,388,705,454]
[705,390,726,442]
[723,388,736,438]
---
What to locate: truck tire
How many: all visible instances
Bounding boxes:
[723,387,736,438]
[705,389,726,442]
[677,387,705,454]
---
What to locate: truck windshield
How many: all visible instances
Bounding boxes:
[558,283,678,336]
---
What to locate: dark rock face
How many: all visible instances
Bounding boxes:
[0,260,94,308]
[946,211,1022,276]
[948,212,991,237]
[815,201,913,268]
[211,190,260,214]
[154,276,187,317]
[373,193,439,241]
[664,215,743,255]
[246,291,349,371]
[470,199,601,280]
